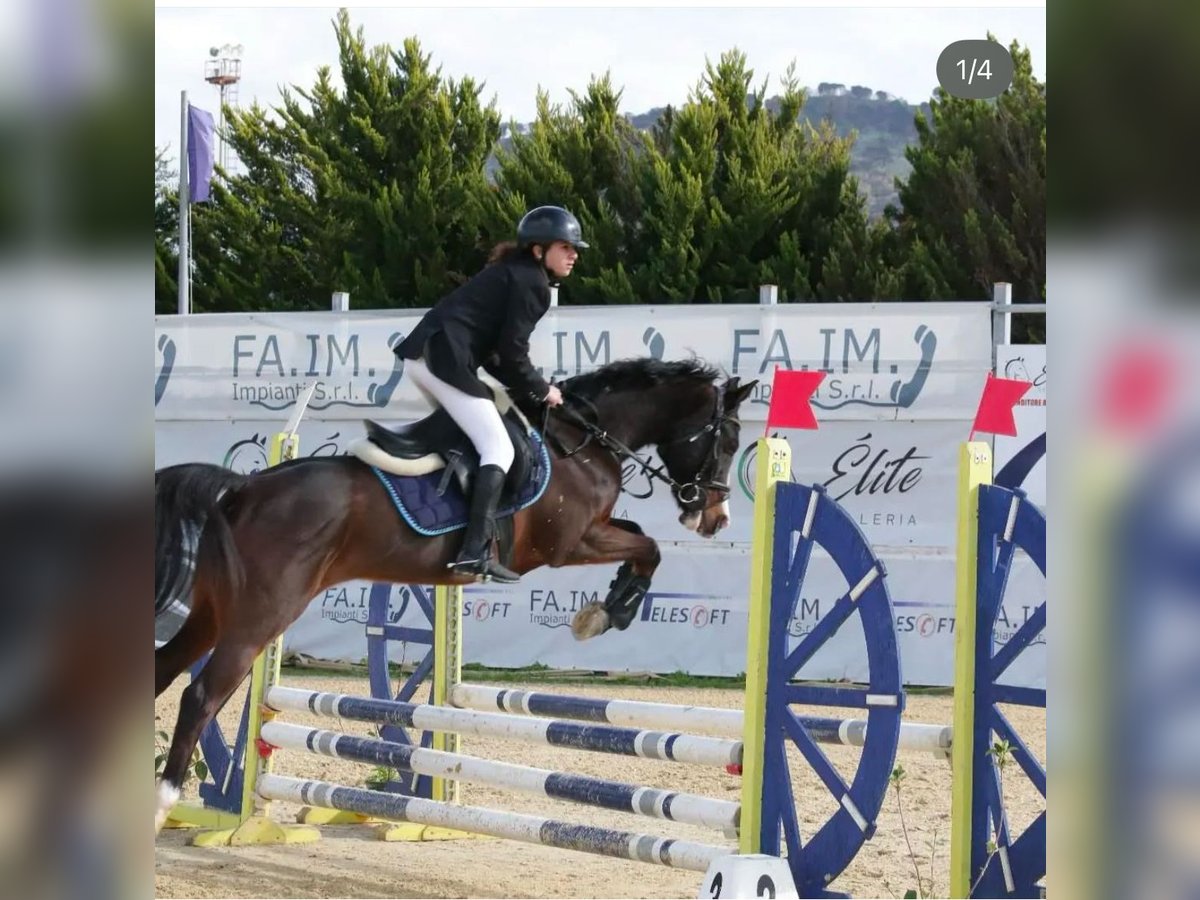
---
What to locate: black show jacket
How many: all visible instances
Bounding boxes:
[395,253,553,402]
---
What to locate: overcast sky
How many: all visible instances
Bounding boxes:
[155,3,1045,162]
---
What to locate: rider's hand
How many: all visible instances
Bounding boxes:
[544,385,564,407]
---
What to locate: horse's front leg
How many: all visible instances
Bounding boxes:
[562,518,660,641]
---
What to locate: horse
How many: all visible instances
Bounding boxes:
[153,357,756,829]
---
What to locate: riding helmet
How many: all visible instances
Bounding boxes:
[517,206,589,249]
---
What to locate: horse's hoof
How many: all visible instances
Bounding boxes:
[571,603,611,641]
[154,780,180,835]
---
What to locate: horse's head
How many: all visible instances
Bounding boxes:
[657,376,757,537]
[562,359,758,538]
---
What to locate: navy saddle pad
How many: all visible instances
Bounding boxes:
[371,431,551,536]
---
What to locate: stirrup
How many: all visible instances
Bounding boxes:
[447,556,485,576]
[448,556,519,584]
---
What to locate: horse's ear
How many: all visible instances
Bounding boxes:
[723,377,758,411]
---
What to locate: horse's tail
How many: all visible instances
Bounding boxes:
[155,463,249,616]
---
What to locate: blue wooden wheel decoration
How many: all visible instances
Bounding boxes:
[968,484,1046,897]
[761,481,904,898]
[187,652,252,814]
[365,582,439,798]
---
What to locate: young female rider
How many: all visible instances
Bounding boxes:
[393,206,587,583]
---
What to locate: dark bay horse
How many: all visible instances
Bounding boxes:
[154,358,755,829]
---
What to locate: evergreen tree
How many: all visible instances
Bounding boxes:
[490,51,893,305]
[887,37,1045,336]
[188,10,501,312]
[654,51,894,302]
[484,75,649,304]
[158,16,1040,321]
[154,148,179,312]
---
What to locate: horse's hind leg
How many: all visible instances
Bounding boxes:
[154,636,262,832]
[154,597,216,698]
[154,548,332,833]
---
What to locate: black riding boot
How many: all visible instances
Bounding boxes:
[449,464,520,584]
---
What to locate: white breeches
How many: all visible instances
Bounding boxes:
[405,357,515,472]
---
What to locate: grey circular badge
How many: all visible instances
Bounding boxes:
[936,40,1014,100]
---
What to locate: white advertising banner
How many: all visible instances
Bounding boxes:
[154,303,991,423]
[279,546,1045,686]
[737,420,969,550]
[154,303,1036,687]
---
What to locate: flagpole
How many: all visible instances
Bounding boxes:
[178,90,190,315]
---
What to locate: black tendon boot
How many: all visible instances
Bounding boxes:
[449,464,520,583]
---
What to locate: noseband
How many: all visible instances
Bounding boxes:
[549,389,734,511]
[655,390,734,510]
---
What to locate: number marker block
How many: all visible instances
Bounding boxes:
[699,854,799,900]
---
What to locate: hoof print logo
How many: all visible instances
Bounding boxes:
[155,334,176,407]
[643,327,665,360]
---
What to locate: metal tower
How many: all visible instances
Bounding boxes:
[204,44,243,173]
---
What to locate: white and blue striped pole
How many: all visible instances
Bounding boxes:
[259,774,729,873]
[451,684,744,735]
[260,721,740,832]
[449,684,952,757]
[265,686,743,769]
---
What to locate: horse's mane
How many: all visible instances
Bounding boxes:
[562,357,720,401]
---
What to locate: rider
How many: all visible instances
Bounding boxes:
[394,206,587,583]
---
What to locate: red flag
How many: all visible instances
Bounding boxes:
[764,368,825,435]
[1097,343,1175,435]
[970,372,1033,440]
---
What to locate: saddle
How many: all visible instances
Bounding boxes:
[358,406,537,503]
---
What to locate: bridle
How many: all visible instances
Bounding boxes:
[546,387,735,511]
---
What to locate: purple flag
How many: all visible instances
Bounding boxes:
[187,104,215,203]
